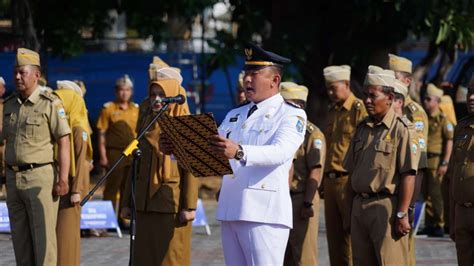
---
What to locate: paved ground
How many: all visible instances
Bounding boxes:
[0,200,458,265]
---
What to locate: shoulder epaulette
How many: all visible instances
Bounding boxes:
[353,100,363,110]
[407,102,418,113]
[40,90,59,102]
[103,101,113,108]
[398,115,413,127]
[306,121,316,134]
[458,113,474,124]
[4,92,16,103]
[357,117,369,128]
[285,101,302,109]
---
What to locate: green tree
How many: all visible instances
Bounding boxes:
[209,0,474,123]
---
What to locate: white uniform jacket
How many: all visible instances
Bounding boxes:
[216,93,307,228]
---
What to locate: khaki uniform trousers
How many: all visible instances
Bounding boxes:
[423,156,444,228]
[351,195,408,266]
[454,205,474,266]
[284,192,319,266]
[6,164,59,266]
[324,176,352,266]
[56,204,81,266]
[103,148,131,215]
[134,211,192,266]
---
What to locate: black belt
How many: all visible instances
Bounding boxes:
[358,191,393,199]
[7,163,52,172]
[324,171,348,179]
[458,202,474,208]
[427,153,441,158]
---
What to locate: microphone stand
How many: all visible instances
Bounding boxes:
[80,102,170,266]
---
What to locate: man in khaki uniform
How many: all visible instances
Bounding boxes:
[389,54,428,265]
[3,48,71,266]
[96,75,138,225]
[280,82,325,266]
[448,75,474,266]
[323,65,367,266]
[422,84,454,237]
[344,66,418,265]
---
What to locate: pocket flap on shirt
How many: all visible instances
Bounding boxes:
[249,123,273,133]
[354,139,364,152]
[247,176,277,192]
[375,141,393,154]
[26,116,41,125]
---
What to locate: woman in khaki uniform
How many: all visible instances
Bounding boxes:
[280,82,326,266]
[121,71,199,266]
[54,81,93,266]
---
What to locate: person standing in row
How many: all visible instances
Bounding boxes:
[210,43,306,265]
[344,66,418,265]
[388,53,428,265]
[54,80,93,266]
[323,65,367,266]
[3,48,71,266]
[448,74,474,266]
[423,84,454,237]
[121,63,198,266]
[96,75,138,228]
[281,82,325,266]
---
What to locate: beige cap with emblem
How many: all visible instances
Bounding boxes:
[323,65,351,85]
[388,54,412,74]
[16,48,40,67]
[425,83,444,98]
[280,81,309,102]
[364,65,396,87]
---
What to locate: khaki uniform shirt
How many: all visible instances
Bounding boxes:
[448,114,474,204]
[96,101,139,149]
[403,96,429,169]
[2,87,71,165]
[344,108,418,194]
[324,93,367,173]
[291,121,326,193]
[427,110,454,154]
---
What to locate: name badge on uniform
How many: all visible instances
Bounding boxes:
[229,115,240,123]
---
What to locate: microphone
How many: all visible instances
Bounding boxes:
[154,94,186,105]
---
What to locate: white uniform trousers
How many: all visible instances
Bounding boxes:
[221,220,290,266]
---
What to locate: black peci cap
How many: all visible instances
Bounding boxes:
[243,43,291,71]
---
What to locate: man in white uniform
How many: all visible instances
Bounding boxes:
[210,43,307,265]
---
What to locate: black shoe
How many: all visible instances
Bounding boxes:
[428,227,444,237]
[418,226,434,235]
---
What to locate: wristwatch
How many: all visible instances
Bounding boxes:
[440,160,449,166]
[303,201,313,208]
[234,145,244,161]
[396,211,407,219]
